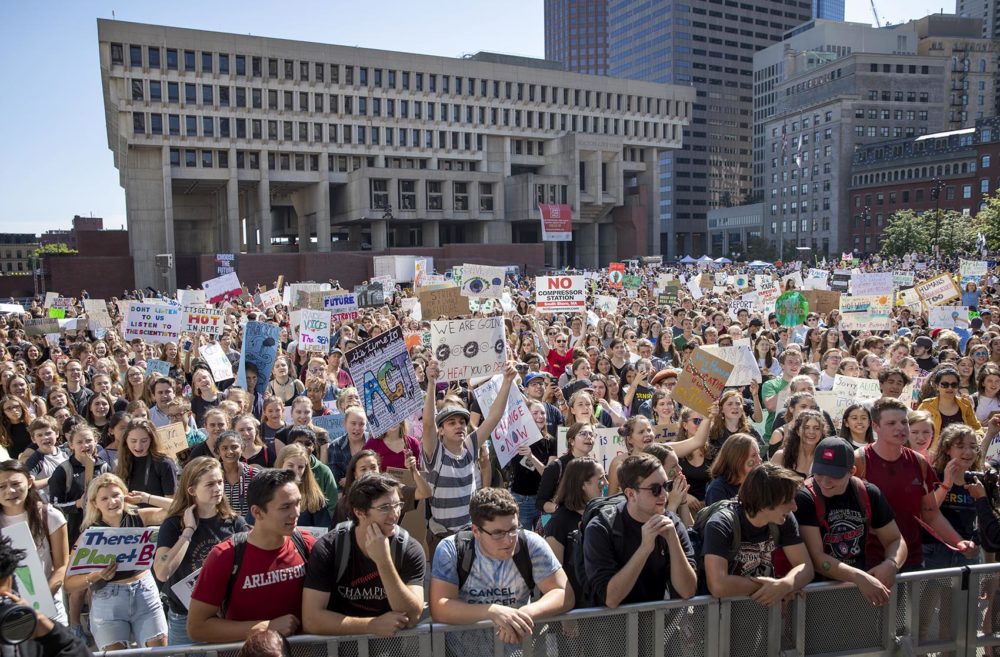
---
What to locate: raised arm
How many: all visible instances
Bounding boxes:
[421,360,441,460]
[476,362,518,439]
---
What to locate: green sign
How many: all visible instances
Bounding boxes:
[775,291,808,327]
[663,281,681,306]
[623,274,642,290]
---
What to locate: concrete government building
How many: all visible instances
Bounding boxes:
[97,20,694,291]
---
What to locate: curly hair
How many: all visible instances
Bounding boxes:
[780,409,825,471]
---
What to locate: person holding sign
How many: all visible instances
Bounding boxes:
[116,419,178,503]
[153,457,248,646]
[64,473,170,650]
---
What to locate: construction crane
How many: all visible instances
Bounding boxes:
[870,0,881,27]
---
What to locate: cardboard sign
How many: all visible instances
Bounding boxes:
[928,306,971,330]
[536,276,586,313]
[418,287,469,319]
[312,413,346,439]
[25,318,59,336]
[832,375,882,402]
[183,306,224,337]
[5,521,58,618]
[322,293,359,323]
[473,374,542,468]
[200,343,234,382]
[353,282,385,308]
[157,422,188,459]
[460,264,506,299]
[850,272,894,297]
[801,290,841,316]
[673,347,734,416]
[67,526,160,576]
[594,296,619,315]
[838,295,892,331]
[202,272,243,304]
[124,302,182,344]
[236,321,281,395]
[283,283,330,307]
[701,342,762,387]
[429,316,507,382]
[258,288,281,310]
[298,309,331,352]
[176,289,207,306]
[915,275,961,307]
[343,326,424,433]
[803,269,829,290]
[83,299,113,330]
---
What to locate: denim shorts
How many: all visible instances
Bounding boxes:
[90,571,167,649]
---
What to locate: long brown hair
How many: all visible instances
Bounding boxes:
[0,460,48,545]
[780,410,824,471]
[166,457,237,520]
[116,418,169,482]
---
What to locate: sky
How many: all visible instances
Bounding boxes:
[0,0,941,235]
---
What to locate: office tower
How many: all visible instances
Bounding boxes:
[544,0,608,76]
[813,0,845,20]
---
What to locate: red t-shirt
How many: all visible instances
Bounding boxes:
[546,348,574,379]
[191,531,317,621]
[860,444,937,568]
[363,434,422,471]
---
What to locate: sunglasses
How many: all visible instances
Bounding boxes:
[634,481,672,497]
[974,351,989,357]
[938,381,959,388]
[690,417,703,425]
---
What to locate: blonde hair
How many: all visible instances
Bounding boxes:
[276,444,326,513]
[81,473,136,530]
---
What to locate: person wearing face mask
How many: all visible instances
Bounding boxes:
[302,474,424,637]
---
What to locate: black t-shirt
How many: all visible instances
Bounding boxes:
[125,455,178,498]
[303,525,425,617]
[629,384,655,418]
[543,506,581,548]
[536,454,573,509]
[156,513,248,613]
[703,502,802,577]
[679,458,711,501]
[794,480,894,570]
[509,437,557,496]
[939,409,964,432]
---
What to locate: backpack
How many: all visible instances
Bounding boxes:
[688,499,780,595]
[328,520,412,582]
[220,529,310,617]
[564,494,627,608]
[803,476,872,568]
[453,527,536,594]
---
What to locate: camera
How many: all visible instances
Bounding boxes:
[965,467,1000,503]
[0,596,36,645]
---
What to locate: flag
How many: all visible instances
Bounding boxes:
[780,125,787,160]
[977,232,987,255]
[794,138,803,168]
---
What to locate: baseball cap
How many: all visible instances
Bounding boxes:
[523,372,552,386]
[811,437,855,479]
[435,406,470,428]
[914,335,934,351]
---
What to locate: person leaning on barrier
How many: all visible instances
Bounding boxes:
[794,438,906,607]
[301,473,424,637]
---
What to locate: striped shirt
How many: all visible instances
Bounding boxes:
[425,432,480,534]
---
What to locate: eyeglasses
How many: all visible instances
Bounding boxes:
[370,501,404,514]
[974,351,989,357]
[633,482,672,497]
[938,381,959,388]
[690,417,703,425]
[166,413,185,420]
[556,340,567,345]
[476,525,520,540]
[576,430,595,437]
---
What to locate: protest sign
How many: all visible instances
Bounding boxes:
[594,295,619,315]
[418,287,469,319]
[282,283,329,307]
[781,271,804,290]
[915,274,961,306]
[67,526,160,576]
[804,269,830,290]
[897,287,924,313]
[157,422,188,459]
[404,330,431,352]
[124,302,182,344]
[323,293,360,322]
[24,318,59,337]
[460,264,506,298]
[686,276,703,301]
[414,258,427,288]
[176,289,206,306]
[729,274,749,289]
[832,375,882,402]
[42,292,58,309]
[51,297,73,311]
[183,306,224,337]
[625,274,644,290]
[775,291,809,327]
[673,347,734,416]
[344,327,424,432]
[145,359,170,378]
[838,295,892,331]
[468,298,497,314]
[608,263,624,289]
[298,309,331,352]
[499,293,515,313]
[200,343,234,382]
[701,342,761,387]
[429,316,507,382]
[538,203,573,241]
[312,413,346,439]
[83,299,113,330]
[798,290,840,316]
[202,272,243,304]
[214,252,236,276]
[557,426,627,474]
[170,568,200,611]
[728,299,754,320]
[892,272,915,288]
[258,288,281,310]
[960,260,988,278]
[830,270,851,292]
[473,374,542,468]
[662,280,681,306]
[535,276,586,313]
[47,308,65,319]
[813,391,843,430]
[237,321,281,395]
[401,297,422,321]
[850,272,894,297]
[0,303,24,315]
[354,282,385,308]
[5,522,57,618]
[928,306,971,330]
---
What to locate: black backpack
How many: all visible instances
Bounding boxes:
[328,520,412,582]
[688,499,779,595]
[564,494,627,608]
[453,527,535,593]
[220,529,310,616]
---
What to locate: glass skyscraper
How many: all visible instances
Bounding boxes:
[813,0,845,20]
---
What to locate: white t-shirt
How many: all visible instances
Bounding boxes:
[0,505,67,577]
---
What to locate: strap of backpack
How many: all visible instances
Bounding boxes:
[804,478,830,537]
[290,529,309,563]
[390,526,410,568]
[220,532,249,617]
[513,530,536,592]
[333,521,353,583]
[455,530,475,591]
[724,502,742,563]
[852,477,873,530]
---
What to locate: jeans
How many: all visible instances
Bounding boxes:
[511,492,538,533]
[167,609,193,647]
[89,571,167,650]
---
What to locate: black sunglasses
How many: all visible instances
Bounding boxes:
[633,481,672,496]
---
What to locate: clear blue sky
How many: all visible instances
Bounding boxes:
[0,0,932,236]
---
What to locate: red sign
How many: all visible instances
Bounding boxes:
[608,263,625,289]
[538,204,572,242]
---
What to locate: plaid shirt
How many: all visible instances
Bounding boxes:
[327,434,352,485]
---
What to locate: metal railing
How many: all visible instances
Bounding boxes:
[93,563,1000,657]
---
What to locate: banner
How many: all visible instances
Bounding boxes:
[176,289,206,306]
[430,317,507,381]
[353,282,385,308]
[960,260,988,278]
[915,274,961,307]
[202,272,242,304]
[214,252,236,276]
[236,321,281,395]
[701,340,761,387]
[838,295,892,331]
[850,272,894,297]
[66,526,160,576]
[594,295,619,315]
[298,309,332,352]
[536,276,586,313]
[183,306,224,337]
[775,291,809,327]
[124,302,182,344]
[83,299,113,331]
[343,327,423,433]
[608,263,624,289]
[322,293,359,322]
[417,287,469,319]
[673,347,734,416]
[538,203,572,242]
[928,306,971,330]
[24,318,59,337]
[5,522,57,618]
[473,374,542,468]
[200,343,234,382]
[460,264,506,299]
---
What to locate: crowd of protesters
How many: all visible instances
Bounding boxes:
[0,253,999,652]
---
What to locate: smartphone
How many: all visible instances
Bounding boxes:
[520,455,535,469]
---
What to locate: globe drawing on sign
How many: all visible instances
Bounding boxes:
[609,270,624,285]
[466,277,488,295]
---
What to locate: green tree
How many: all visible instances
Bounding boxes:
[879,210,931,258]
[31,243,77,258]
[932,209,977,257]
[976,191,1000,252]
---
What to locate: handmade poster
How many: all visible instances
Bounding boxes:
[66,526,160,576]
[781,272,804,290]
[83,299,113,330]
[0,303,24,315]
[298,309,332,352]
[850,272,894,297]
[257,288,281,310]
[915,274,962,307]
[472,375,542,468]
[535,276,586,313]
[728,299,754,321]
[803,269,830,290]
[400,297,422,321]
[183,306,225,337]
[42,292,58,309]
[460,264,506,299]
[354,282,385,308]
[838,295,892,331]
[157,422,188,459]
[701,342,762,387]
[673,347,734,416]
[892,272,915,288]
[312,413,346,439]
[832,375,881,403]
[282,283,329,307]
[499,293,516,313]
[343,327,424,433]
[662,280,682,305]
[775,291,809,327]
[236,321,281,395]
[414,258,427,288]
[556,426,626,474]
[928,306,970,330]
[124,302,182,344]
[594,295,619,315]
[47,308,65,319]
[608,263,624,289]
[429,316,506,382]
[686,276,703,301]
[200,343,234,382]
[404,330,431,352]
[960,260,988,278]
[176,289,207,306]
[624,274,644,290]
[214,252,236,276]
[25,318,59,337]
[145,359,170,378]
[755,280,779,312]
[468,298,497,314]
[323,293,360,322]
[417,287,469,319]
[4,522,57,618]
[729,274,749,289]
[51,297,74,311]
[202,272,243,304]
[830,270,851,292]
